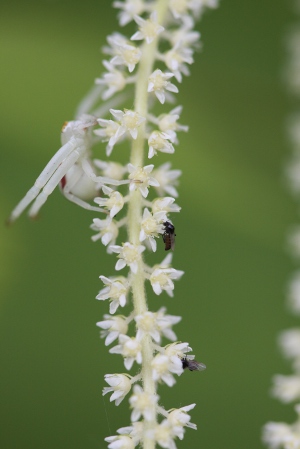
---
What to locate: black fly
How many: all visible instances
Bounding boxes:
[162,221,176,251]
[181,357,206,372]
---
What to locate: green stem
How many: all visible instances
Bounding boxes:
[127,1,168,447]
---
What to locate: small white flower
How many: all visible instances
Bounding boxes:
[166,15,200,48]
[110,108,146,142]
[163,43,194,82]
[131,12,164,44]
[151,353,183,386]
[153,106,188,142]
[94,185,125,217]
[148,131,175,159]
[117,422,144,446]
[113,0,146,26]
[167,404,197,440]
[152,420,177,449]
[109,35,142,72]
[105,434,136,449]
[287,226,300,258]
[139,208,165,252]
[263,422,292,449]
[128,163,160,198]
[152,197,181,216]
[97,314,128,345]
[95,60,127,100]
[148,69,178,104]
[164,341,193,359]
[103,373,132,405]
[94,118,122,156]
[150,266,184,296]
[110,242,146,274]
[90,217,119,247]
[279,329,300,360]
[287,273,300,315]
[272,374,300,403]
[151,162,181,198]
[97,276,129,314]
[156,307,182,342]
[110,335,142,370]
[129,384,159,422]
[169,0,218,20]
[135,311,161,342]
[94,159,127,181]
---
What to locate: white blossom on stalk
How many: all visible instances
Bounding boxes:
[287,272,300,314]
[279,329,300,360]
[288,226,300,258]
[129,384,159,421]
[169,0,218,20]
[152,420,177,449]
[163,42,194,82]
[105,434,136,449]
[135,311,161,342]
[167,403,197,439]
[151,162,182,197]
[152,197,181,216]
[165,15,200,48]
[139,208,165,251]
[94,185,125,217]
[107,34,142,73]
[110,334,142,370]
[148,130,175,158]
[95,60,127,100]
[110,242,146,273]
[110,108,146,141]
[113,0,147,27]
[263,405,300,449]
[131,12,164,44]
[150,265,184,296]
[156,307,182,342]
[90,217,119,248]
[272,375,300,403]
[149,106,188,142]
[128,163,160,198]
[148,69,179,104]
[151,353,184,386]
[97,276,129,314]
[97,314,129,345]
[117,423,144,446]
[103,373,132,405]
[93,159,127,181]
[95,118,122,156]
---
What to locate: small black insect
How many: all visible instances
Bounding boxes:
[181,357,206,372]
[162,221,176,251]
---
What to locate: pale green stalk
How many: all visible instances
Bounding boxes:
[127,1,168,447]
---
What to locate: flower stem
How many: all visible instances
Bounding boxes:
[127,1,168,447]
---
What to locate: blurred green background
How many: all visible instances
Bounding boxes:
[0,0,297,448]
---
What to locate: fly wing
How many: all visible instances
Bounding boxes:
[188,360,206,371]
[170,233,175,251]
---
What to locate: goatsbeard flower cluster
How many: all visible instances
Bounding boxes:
[263,3,300,449]
[8,1,218,447]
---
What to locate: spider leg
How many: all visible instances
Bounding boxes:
[61,166,107,214]
[28,145,85,218]
[8,137,78,223]
[81,159,129,187]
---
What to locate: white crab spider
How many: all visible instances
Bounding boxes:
[8,115,130,223]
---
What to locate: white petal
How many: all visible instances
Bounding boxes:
[116,259,126,271]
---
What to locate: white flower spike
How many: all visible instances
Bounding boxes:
[148,69,179,104]
[9,3,218,448]
[131,12,164,44]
